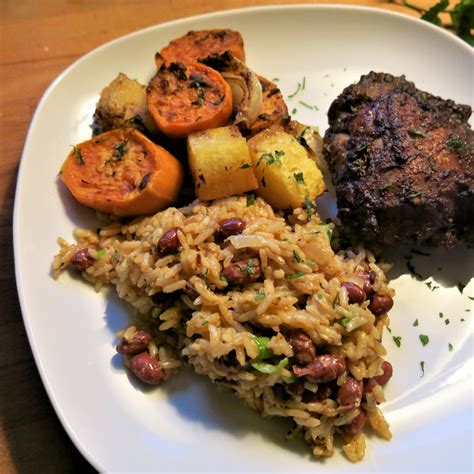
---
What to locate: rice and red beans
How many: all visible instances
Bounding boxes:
[53,195,394,462]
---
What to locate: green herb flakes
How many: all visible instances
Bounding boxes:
[413,318,419,327]
[113,141,128,160]
[392,335,402,347]
[307,259,316,265]
[305,195,313,221]
[420,360,425,377]
[219,274,228,282]
[287,272,305,280]
[240,163,252,169]
[255,290,266,302]
[444,319,450,325]
[246,194,255,207]
[448,343,454,352]
[292,250,302,263]
[409,129,428,138]
[72,145,85,165]
[258,150,284,166]
[439,312,444,318]
[448,134,466,151]
[294,172,305,185]
[419,334,430,346]
[457,282,466,293]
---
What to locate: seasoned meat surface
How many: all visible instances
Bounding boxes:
[324,72,473,247]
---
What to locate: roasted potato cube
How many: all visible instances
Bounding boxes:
[187,126,258,201]
[248,126,325,209]
[93,73,157,135]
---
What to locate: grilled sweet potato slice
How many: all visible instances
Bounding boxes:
[159,29,245,64]
[61,128,183,216]
[147,58,233,139]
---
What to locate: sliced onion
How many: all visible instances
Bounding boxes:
[200,52,262,129]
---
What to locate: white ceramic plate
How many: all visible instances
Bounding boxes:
[14,5,473,472]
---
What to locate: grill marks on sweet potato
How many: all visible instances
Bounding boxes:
[159,29,246,64]
[147,59,233,139]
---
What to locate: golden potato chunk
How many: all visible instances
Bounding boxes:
[187,126,258,201]
[93,73,157,135]
[247,126,325,209]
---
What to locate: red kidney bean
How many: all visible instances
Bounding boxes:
[218,217,246,237]
[337,377,363,412]
[369,294,394,316]
[293,354,346,382]
[157,227,181,255]
[343,409,367,436]
[360,271,376,296]
[71,248,94,270]
[288,331,316,364]
[129,352,164,385]
[116,330,152,356]
[374,361,393,386]
[363,361,393,395]
[342,282,366,304]
[222,257,261,284]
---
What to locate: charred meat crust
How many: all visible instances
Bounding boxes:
[323,72,473,247]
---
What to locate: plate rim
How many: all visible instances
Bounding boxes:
[13,4,473,471]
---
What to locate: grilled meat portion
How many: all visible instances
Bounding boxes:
[323,72,473,247]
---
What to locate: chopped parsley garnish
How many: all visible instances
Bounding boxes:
[392,336,402,347]
[439,312,444,318]
[419,334,430,346]
[255,290,266,302]
[272,77,280,82]
[287,272,305,280]
[293,250,302,263]
[72,145,84,165]
[240,163,252,169]
[448,134,466,150]
[95,249,105,258]
[420,361,425,377]
[444,319,450,325]
[258,150,284,166]
[413,318,419,326]
[307,259,316,265]
[449,343,454,351]
[219,274,228,282]
[468,296,474,301]
[304,195,313,221]
[113,141,128,160]
[298,100,317,110]
[291,107,297,114]
[386,326,392,333]
[409,128,428,138]
[246,194,255,206]
[288,82,301,98]
[294,172,305,185]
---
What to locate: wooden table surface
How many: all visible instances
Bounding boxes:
[0,1,456,472]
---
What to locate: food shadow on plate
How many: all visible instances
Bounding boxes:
[101,294,311,458]
[381,243,473,290]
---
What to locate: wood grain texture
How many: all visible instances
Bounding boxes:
[0,1,456,472]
